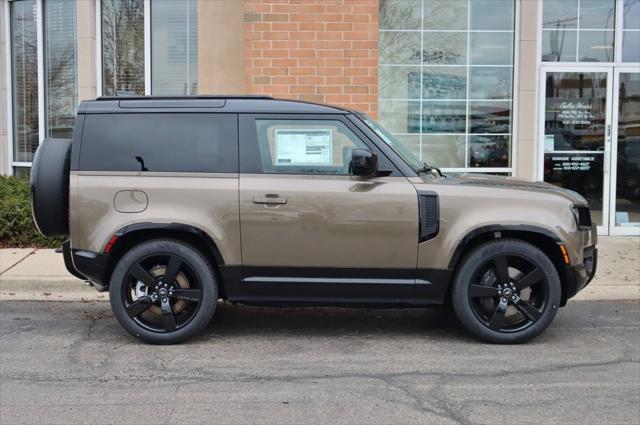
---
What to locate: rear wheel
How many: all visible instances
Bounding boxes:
[451,239,561,344]
[109,239,217,344]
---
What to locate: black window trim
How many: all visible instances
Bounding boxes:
[238,113,403,177]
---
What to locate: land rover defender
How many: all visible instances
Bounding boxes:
[30,96,597,344]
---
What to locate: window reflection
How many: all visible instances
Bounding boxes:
[379,0,421,30]
[423,0,467,31]
[422,135,466,168]
[541,30,577,62]
[469,102,511,134]
[622,0,640,62]
[102,0,145,95]
[544,72,608,151]
[417,69,466,100]
[469,136,510,168]
[44,0,77,139]
[469,67,512,100]
[10,0,39,163]
[378,0,515,170]
[422,102,466,133]
[151,0,198,95]
[379,32,421,64]
[541,0,615,62]
[421,32,467,65]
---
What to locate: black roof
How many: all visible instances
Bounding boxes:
[79,95,351,114]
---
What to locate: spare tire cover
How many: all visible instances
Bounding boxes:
[30,138,72,237]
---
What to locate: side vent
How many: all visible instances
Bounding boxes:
[418,191,439,242]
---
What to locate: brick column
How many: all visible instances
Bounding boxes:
[244,0,379,117]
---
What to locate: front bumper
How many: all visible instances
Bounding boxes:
[562,245,597,305]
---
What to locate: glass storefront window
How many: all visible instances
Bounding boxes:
[102,0,145,95]
[541,0,616,62]
[10,0,39,163]
[378,0,515,170]
[622,0,640,62]
[44,0,78,139]
[151,0,198,95]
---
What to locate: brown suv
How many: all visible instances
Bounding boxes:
[30,96,597,344]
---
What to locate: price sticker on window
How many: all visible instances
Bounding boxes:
[275,129,333,166]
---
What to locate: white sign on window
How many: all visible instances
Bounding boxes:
[275,129,333,166]
[544,134,555,152]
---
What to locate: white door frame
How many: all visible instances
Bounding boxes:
[609,67,640,236]
[537,65,614,235]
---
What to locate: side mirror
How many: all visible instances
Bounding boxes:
[351,149,378,178]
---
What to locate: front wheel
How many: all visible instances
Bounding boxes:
[451,239,561,344]
[109,239,217,344]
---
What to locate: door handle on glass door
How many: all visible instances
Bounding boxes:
[253,194,287,205]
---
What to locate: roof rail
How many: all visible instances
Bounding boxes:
[95,95,274,101]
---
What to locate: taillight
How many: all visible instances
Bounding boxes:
[104,235,119,254]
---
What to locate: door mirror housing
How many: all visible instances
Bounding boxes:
[351,149,378,177]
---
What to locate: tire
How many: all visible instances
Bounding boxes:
[451,239,561,344]
[30,138,72,237]
[109,239,217,344]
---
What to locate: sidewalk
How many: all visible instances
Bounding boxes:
[1,237,638,302]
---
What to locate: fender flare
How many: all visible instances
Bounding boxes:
[447,224,562,269]
[110,222,226,266]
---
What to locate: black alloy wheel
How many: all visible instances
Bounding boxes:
[452,239,561,344]
[110,240,217,344]
[122,253,203,333]
[467,253,548,333]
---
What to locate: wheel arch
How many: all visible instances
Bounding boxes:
[447,225,571,306]
[103,223,227,296]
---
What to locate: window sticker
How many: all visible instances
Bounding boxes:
[544,134,555,152]
[275,129,333,166]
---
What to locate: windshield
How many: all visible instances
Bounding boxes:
[358,114,425,171]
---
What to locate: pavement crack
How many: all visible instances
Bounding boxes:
[3,359,637,386]
[0,249,37,275]
[377,375,469,425]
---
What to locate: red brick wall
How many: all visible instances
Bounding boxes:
[244,0,378,117]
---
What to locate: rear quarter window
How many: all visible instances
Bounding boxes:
[79,113,238,173]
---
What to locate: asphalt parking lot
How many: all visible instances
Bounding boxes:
[1,300,639,425]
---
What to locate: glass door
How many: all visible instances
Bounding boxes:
[610,69,640,235]
[540,67,613,234]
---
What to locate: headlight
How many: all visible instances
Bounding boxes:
[571,205,592,230]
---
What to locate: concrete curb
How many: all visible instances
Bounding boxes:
[0,278,108,302]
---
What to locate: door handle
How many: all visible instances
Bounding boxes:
[253,194,287,205]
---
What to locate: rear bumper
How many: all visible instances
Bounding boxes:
[62,241,108,292]
[562,245,597,304]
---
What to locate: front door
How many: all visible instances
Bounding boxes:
[540,67,613,234]
[237,114,420,303]
[540,67,640,236]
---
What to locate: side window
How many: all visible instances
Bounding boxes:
[253,119,369,175]
[80,113,238,173]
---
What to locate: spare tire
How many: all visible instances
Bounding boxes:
[30,138,72,237]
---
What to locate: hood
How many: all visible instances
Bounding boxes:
[427,173,589,205]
